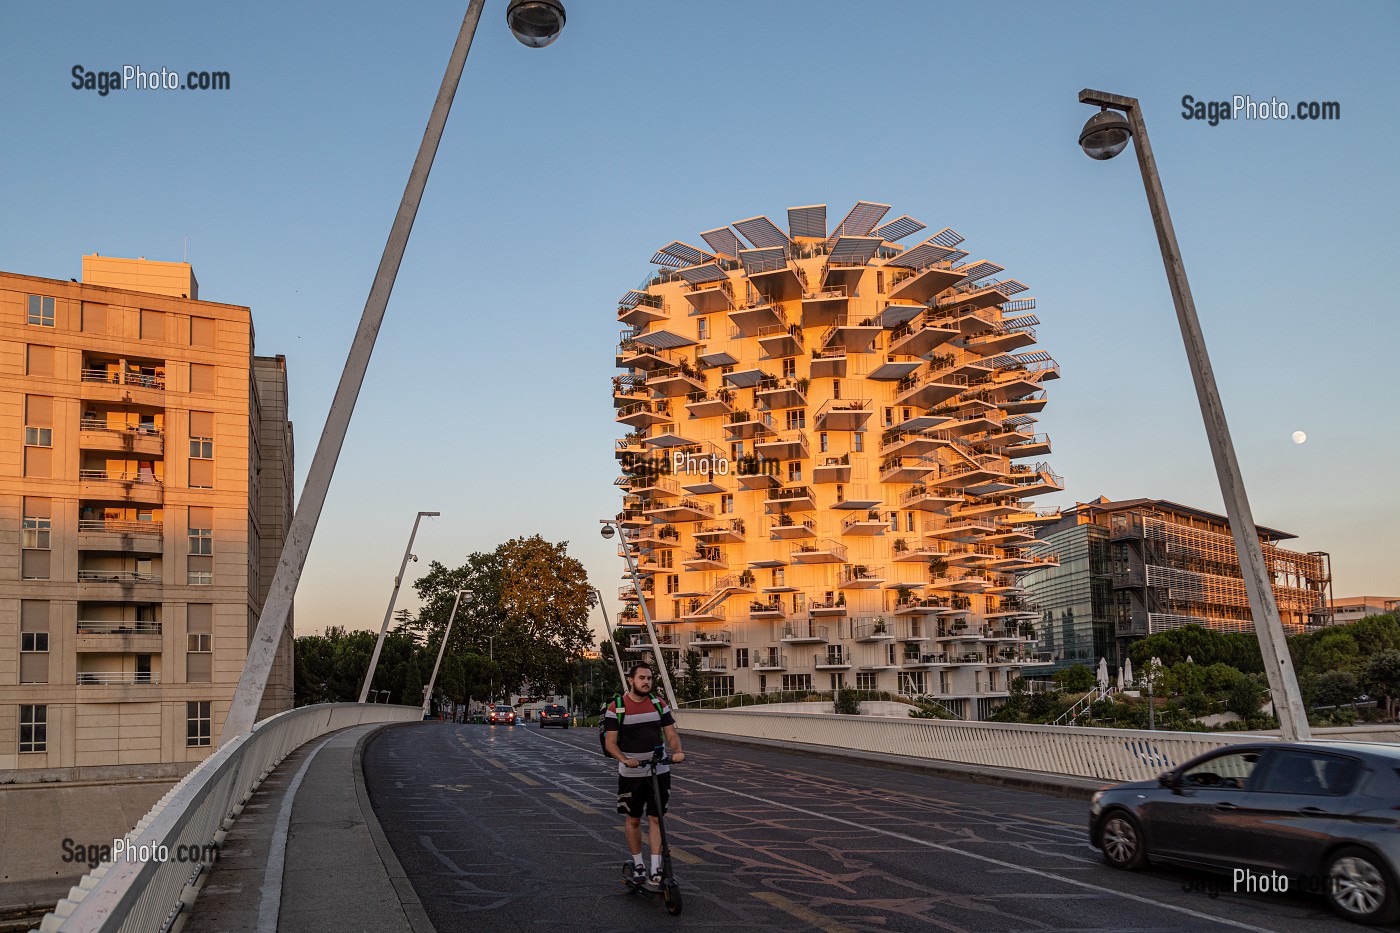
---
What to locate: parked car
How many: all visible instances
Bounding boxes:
[538,704,571,729]
[487,704,516,725]
[1090,741,1400,925]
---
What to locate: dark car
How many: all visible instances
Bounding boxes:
[487,704,515,725]
[1090,741,1400,925]
[538,704,571,729]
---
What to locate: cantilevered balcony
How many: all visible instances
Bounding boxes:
[813,399,871,432]
[925,517,997,542]
[77,519,163,555]
[752,651,788,672]
[809,347,847,379]
[729,297,787,338]
[867,358,924,382]
[894,370,966,409]
[765,485,815,513]
[617,291,669,326]
[899,485,960,512]
[799,286,849,328]
[891,539,952,563]
[755,377,807,411]
[938,453,1011,490]
[628,632,681,651]
[1001,390,1049,416]
[646,365,707,399]
[1004,433,1052,459]
[756,323,804,359]
[680,599,728,623]
[755,430,808,462]
[790,538,848,564]
[781,622,828,644]
[689,629,733,649]
[735,462,783,490]
[744,254,804,303]
[901,651,951,670]
[626,475,680,498]
[681,546,728,572]
[820,237,881,293]
[79,419,164,457]
[932,282,1011,318]
[769,516,816,540]
[894,594,950,616]
[644,497,715,523]
[684,390,734,420]
[725,410,776,440]
[1006,463,1065,496]
[818,314,881,353]
[852,619,895,642]
[809,597,848,617]
[879,455,939,484]
[839,564,885,589]
[840,512,888,536]
[682,274,735,314]
[616,399,672,429]
[811,454,851,484]
[79,469,164,506]
[982,525,1037,546]
[75,621,163,654]
[888,319,957,358]
[887,265,965,304]
[879,428,950,459]
[962,317,1038,356]
[749,599,786,620]
[698,657,730,674]
[814,648,852,670]
[694,519,746,544]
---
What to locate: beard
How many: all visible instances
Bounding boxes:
[630,681,652,696]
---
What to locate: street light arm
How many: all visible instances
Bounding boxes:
[1079,88,1138,111]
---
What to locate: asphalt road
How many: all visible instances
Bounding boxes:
[362,722,1368,932]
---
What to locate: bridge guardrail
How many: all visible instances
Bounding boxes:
[40,703,420,933]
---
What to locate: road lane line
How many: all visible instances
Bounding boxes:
[510,771,541,787]
[752,892,859,933]
[1010,813,1083,829]
[485,757,507,770]
[667,846,704,866]
[683,777,1278,933]
[549,792,594,814]
[258,733,337,933]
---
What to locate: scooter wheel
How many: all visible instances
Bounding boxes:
[662,879,683,916]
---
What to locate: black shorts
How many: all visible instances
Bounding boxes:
[617,772,670,818]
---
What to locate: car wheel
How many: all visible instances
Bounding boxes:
[1324,846,1400,925]
[1099,811,1148,871]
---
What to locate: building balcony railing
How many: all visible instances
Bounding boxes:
[689,629,733,648]
[77,672,161,685]
[77,621,162,635]
[749,600,786,620]
[781,622,828,644]
[815,648,852,669]
[79,469,163,485]
[78,570,162,584]
[753,652,788,672]
[78,519,164,536]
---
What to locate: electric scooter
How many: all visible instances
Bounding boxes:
[621,745,682,916]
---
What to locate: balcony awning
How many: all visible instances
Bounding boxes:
[884,236,957,270]
[700,227,743,259]
[994,278,1029,296]
[954,260,1005,283]
[676,263,729,285]
[651,241,716,268]
[786,204,827,240]
[827,201,890,245]
[740,247,787,276]
[929,227,965,248]
[632,330,695,350]
[618,290,646,309]
[872,214,925,242]
[734,215,790,249]
[828,236,881,266]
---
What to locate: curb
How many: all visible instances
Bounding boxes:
[687,731,1106,799]
[353,724,437,933]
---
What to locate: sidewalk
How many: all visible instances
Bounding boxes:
[181,722,432,933]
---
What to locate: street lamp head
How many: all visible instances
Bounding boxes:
[1079,109,1133,161]
[506,0,566,48]
[599,523,615,540]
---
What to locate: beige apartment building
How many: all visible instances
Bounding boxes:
[0,255,293,775]
[613,202,1063,720]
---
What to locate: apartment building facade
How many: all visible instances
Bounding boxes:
[612,202,1062,720]
[0,255,294,774]
[1019,496,1332,667]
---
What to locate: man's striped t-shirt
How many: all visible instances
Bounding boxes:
[604,693,675,777]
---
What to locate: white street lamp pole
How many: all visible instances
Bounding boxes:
[359,510,439,703]
[422,590,467,718]
[600,520,678,708]
[594,587,628,690]
[1078,89,1310,741]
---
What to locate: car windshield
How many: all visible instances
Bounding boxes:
[493,706,512,712]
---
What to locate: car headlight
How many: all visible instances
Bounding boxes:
[1090,789,1105,815]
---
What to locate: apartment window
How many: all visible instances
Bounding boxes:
[81,302,106,333]
[22,499,52,580]
[710,676,735,697]
[186,701,211,747]
[190,363,216,395]
[24,395,54,478]
[889,512,898,531]
[830,673,845,691]
[734,648,749,669]
[24,426,52,447]
[665,574,679,595]
[720,493,733,514]
[658,549,673,569]
[940,672,951,693]
[785,409,805,430]
[188,522,213,555]
[190,316,216,347]
[19,705,47,752]
[141,309,165,341]
[832,379,841,399]
[902,672,927,694]
[819,432,828,453]
[27,295,55,327]
[787,462,802,482]
[856,672,878,690]
[696,318,708,340]
[906,512,916,532]
[876,271,885,293]
[781,674,812,692]
[781,358,796,379]
[730,441,743,460]
[884,407,894,428]
[190,436,213,459]
[189,411,214,488]
[187,603,213,683]
[853,433,864,453]
[21,631,49,652]
[902,407,912,422]
[26,345,54,377]
[20,601,50,684]
[189,506,214,585]
[773,568,785,586]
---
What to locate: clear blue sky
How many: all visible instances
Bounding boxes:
[3,1,1396,640]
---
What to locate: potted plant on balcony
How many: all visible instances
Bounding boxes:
[778,513,794,526]
[873,617,887,634]
[835,592,846,607]
[892,537,908,554]
[739,569,755,588]
[795,377,810,395]
[928,558,949,577]
[896,586,913,605]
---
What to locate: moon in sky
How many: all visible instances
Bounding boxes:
[1292,431,1307,445]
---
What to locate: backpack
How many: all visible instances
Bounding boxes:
[599,693,666,760]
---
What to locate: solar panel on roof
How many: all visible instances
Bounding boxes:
[873,215,925,242]
[993,279,1029,296]
[929,228,965,248]
[956,261,1005,283]
[676,263,729,285]
[733,216,790,249]
[653,241,716,268]
[827,201,891,245]
[828,236,882,266]
[787,205,827,240]
[740,247,788,275]
[700,227,744,259]
[889,238,956,270]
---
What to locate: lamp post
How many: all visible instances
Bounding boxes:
[359,510,440,703]
[600,520,678,708]
[594,586,628,690]
[422,590,468,719]
[220,0,565,744]
[1077,89,1309,740]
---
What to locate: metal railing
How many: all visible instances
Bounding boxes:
[80,368,167,390]
[39,703,420,932]
[79,469,163,485]
[78,570,162,584]
[77,621,163,635]
[80,419,165,437]
[77,672,161,685]
[78,519,164,535]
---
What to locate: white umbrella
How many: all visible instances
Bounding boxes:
[1123,657,1134,686]
[1116,666,1125,690]
[1097,657,1109,688]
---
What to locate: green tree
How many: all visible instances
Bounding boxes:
[1225,676,1265,719]
[1307,670,1359,708]
[1053,663,1095,692]
[1360,649,1400,714]
[679,649,705,703]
